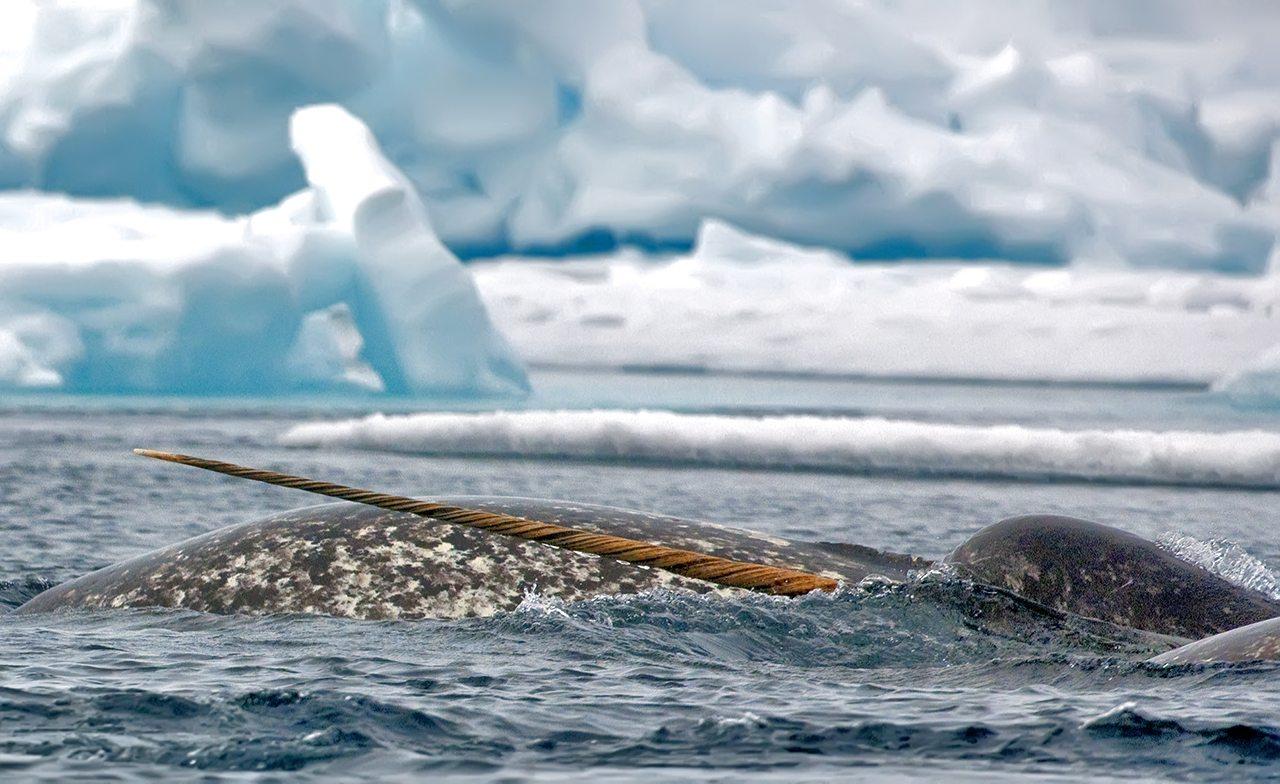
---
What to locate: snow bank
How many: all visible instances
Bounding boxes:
[0,104,527,395]
[280,409,1280,489]
[474,220,1280,385]
[0,0,1276,269]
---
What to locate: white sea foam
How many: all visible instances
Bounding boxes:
[1157,533,1280,599]
[281,410,1280,489]
[1215,343,1280,408]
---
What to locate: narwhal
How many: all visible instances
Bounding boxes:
[16,450,1280,664]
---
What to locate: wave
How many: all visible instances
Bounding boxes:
[0,576,55,610]
[280,410,1280,489]
[1157,533,1280,599]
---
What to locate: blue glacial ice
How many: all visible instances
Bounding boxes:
[0,104,528,395]
[0,0,1277,269]
[1215,345,1280,407]
[279,408,1280,489]
[0,0,1279,395]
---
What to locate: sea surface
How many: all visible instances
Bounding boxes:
[4,369,1280,782]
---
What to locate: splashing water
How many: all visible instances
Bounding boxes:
[1157,532,1280,600]
[8,394,1280,781]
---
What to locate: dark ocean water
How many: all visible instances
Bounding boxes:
[4,373,1280,781]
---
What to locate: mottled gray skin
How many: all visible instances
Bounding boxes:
[16,497,929,620]
[1149,616,1280,665]
[945,515,1280,641]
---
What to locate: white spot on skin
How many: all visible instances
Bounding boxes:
[37,499,877,620]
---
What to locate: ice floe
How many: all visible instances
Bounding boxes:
[0,104,526,395]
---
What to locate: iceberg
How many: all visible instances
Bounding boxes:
[0,0,1274,270]
[0,104,527,396]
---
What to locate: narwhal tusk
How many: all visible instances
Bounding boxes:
[132,449,839,597]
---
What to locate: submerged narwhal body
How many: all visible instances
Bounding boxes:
[17,451,1280,665]
[17,497,927,620]
[943,515,1280,641]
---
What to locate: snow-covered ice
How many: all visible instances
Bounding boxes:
[0,105,527,395]
[1,1,1279,397]
[1215,344,1280,407]
[474,220,1280,386]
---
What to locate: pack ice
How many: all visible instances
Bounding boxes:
[0,105,528,395]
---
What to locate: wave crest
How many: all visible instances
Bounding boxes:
[281,410,1280,489]
[1157,533,1280,599]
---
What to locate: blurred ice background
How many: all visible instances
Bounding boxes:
[0,0,1277,399]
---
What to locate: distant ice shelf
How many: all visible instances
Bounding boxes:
[473,220,1280,389]
[1215,345,1280,408]
[0,105,527,396]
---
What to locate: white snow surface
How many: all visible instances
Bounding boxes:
[281,409,1280,489]
[1214,344,1280,407]
[474,220,1280,386]
[0,0,1277,269]
[0,104,527,395]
